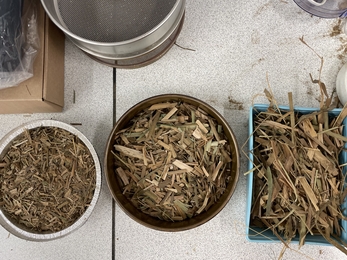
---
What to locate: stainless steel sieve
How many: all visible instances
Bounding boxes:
[41,0,186,60]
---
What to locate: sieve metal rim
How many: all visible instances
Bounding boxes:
[41,0,184,46]
[83,13,185,69]
[68,8,184,60]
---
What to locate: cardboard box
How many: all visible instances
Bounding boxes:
[0,2,65,114]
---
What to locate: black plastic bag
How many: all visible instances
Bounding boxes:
[0,0,39,89]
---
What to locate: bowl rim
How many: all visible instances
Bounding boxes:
[0,119,102,241]
[105,93,240,231]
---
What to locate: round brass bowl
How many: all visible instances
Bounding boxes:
[105,94,240,231]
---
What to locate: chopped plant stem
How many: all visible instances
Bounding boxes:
[113,101,233,221]
[0,127,96,232]
[249,87,347,254]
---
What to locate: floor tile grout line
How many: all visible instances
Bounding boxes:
[112,200,115,260]
[112,68,116,260]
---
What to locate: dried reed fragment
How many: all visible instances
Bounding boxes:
[113,101,232,221]
[249,90,347,254]
[0,127,96,232]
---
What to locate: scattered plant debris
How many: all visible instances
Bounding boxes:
[0,127,96,232]
[112,101,233,221]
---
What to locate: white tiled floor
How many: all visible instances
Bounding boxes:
[115,0,347,259]
[2,0,347,259]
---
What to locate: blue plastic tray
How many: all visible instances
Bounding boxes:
[246,104,347,245]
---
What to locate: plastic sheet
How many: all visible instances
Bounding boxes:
[0,0,39,89]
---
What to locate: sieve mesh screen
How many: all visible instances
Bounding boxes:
[57,0,177,42]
